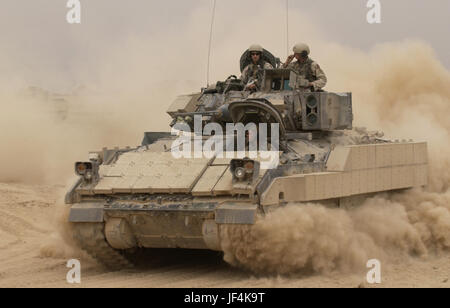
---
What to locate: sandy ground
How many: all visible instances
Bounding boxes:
[0,182,448,288]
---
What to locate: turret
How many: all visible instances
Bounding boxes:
[167,73,352,139]
[166,48,353,140]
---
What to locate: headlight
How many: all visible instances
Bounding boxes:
[75,161,98,182]
[306,94,318,109]
[243,161,254,172]
[230,158,260,182]
[234,167,246,180]
[306,113,318,125]
[75,162,92,176]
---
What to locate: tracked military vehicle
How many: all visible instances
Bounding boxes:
[65,49,428,269]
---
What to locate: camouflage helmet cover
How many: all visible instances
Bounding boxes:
[293,43,310,55]
[248,44,264,53]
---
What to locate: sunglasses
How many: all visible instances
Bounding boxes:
[250,52,261,56]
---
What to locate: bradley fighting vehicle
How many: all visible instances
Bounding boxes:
[65,49,428,269]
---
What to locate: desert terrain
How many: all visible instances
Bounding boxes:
[0,1,449,289]
[0,182,448,288]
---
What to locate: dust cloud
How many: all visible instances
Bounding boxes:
[220,41,450,275]
[0,2,448,275]
[38,202,83,260]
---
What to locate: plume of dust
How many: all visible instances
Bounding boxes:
[0,90,143,183]
[0,2,318,184]
[1,3,448,271]
[38,192,87,260]
[221,41,450,275]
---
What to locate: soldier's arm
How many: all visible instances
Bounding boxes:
[264,62,274,69]
[282,55,295,68]
[310,62,327,90]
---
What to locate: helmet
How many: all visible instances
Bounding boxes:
[293,43,310,56]
[248,44,263,53]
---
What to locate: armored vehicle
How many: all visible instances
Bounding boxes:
[65,49,428,268]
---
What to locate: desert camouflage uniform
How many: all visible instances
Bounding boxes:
[285,58,327,91]
[240,61,273,90]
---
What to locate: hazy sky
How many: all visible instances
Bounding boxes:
[1,0,448,91]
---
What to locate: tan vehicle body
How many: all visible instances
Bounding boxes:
[66,50,428,268]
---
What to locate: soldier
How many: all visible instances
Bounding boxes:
[241,44,274,91]
[283,43,327,92]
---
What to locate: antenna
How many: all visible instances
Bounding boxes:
[206,0,217,86]
[286,0,289,57]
